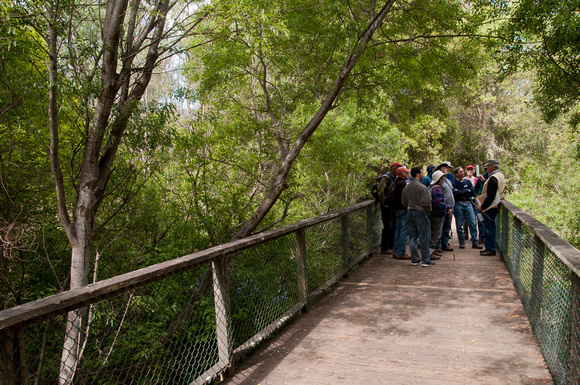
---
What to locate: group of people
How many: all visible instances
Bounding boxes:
[376,159,506,267]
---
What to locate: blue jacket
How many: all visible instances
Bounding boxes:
[452,178,475,201]
[422,164,436,187]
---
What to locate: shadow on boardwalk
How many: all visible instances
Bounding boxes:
[222,234,553,385]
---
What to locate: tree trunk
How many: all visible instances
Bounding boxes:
[58,214,93,384]
[45,0,177,381]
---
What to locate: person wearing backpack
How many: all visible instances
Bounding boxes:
[428,170,452,262]
[391,167,411,260]
[376,162,402,255]
[434,162,455,252]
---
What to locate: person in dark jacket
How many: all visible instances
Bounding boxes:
[452,167,483,249]
[474,167,488,243]
[429,171,452,261]
[378,162,401,254]
[477,159,505,256]
[402,167,433,266]
[421,164,436,187]
[391,167,411,260]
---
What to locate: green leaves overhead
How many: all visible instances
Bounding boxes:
[498,0,580,124]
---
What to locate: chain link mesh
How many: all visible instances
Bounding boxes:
[498,204,575,385]
[0,202,381,385]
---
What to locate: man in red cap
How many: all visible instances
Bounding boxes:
[377,162,402,254]
[465,165,476,185]
[390,166,411,259]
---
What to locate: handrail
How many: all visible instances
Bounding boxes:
[0,200,375,330]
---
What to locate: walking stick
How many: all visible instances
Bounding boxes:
[448,213,456,260]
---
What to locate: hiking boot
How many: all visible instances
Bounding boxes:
[435,248,443,254]
[480,250,497,256]
[442,246,453,252]
[422,261,436,267]
[430,252,441,260]
[472,243,483,249]
[394,254,412,260]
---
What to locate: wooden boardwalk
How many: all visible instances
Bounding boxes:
[222,233,553,385]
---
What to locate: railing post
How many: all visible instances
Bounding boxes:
[530,235,545,330]
[568,273,580,384]
[513,218,522,285]
[295,229,308,313]
[341,215,350,277]
[212,257,233,376]
[0,327,27,385]
[500,206,509,259]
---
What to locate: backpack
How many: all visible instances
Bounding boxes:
[371,175,386,203]
[384,179,403,207]
[375,174,395,207]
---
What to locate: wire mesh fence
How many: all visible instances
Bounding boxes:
[0,201,381,385]
[499,201,580,385]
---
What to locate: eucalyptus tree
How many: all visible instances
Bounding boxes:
[187,0,485,237]
[5,0,209,382]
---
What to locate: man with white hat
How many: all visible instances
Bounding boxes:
[434,161,455,252]
[428,170,452,264]
[477,159,505,256]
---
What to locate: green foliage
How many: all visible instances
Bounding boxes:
[507,117,580,248]
[497,0,580,125]
[0,6,73,308]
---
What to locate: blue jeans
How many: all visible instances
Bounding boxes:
[393,210,409,256]
[440,213,452,247]
[407,210,431,263]
[483,208,499,252]
[453,201,478,244]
